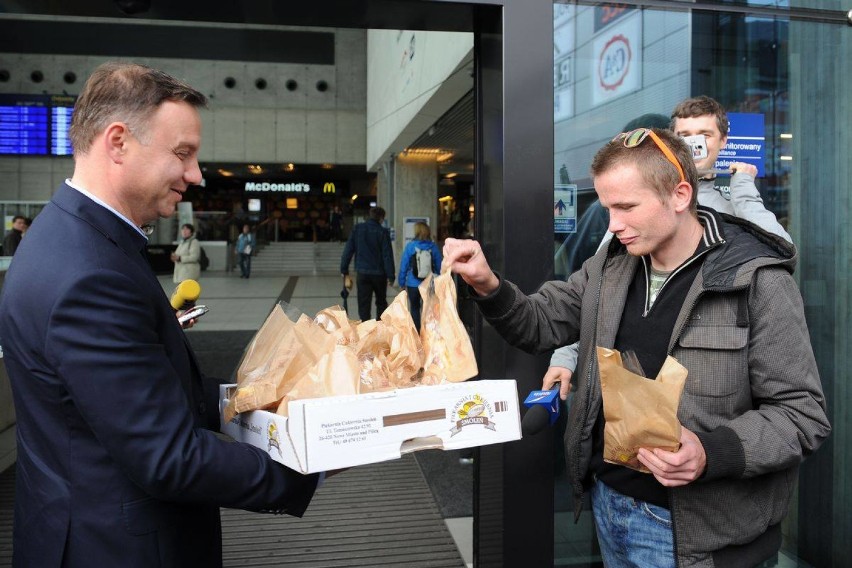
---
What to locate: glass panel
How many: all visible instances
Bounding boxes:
[552,2,850,566]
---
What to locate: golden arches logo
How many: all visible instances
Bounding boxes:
[323,182,336,194]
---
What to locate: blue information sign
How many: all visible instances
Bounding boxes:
[554,184,577,234]
[715,112,766,177]
[0,94,75,156]
[0,104,49,155]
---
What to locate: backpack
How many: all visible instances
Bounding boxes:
[414,247,432,279]
[199,247,210,271]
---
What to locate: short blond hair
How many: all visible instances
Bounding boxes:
[591,128,698,212]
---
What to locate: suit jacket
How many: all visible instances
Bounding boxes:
[0,184,318,567]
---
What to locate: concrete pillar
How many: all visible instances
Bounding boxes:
[390,153,439,269]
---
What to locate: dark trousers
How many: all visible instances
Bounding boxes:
[406,286,422,331]
[238,253,251,277]
[356,274,388,321]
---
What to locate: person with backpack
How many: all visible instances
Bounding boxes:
[236,224,255,278]
[171,223,201,283]
[397,221,442,331]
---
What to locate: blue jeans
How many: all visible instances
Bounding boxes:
[591,479,675,568]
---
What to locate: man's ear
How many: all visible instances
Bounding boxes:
[672,181,694,213]
[103,122,131,162]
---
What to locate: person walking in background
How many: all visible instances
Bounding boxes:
[330,205,343,242]
[171,223,201,283]
[0,62,320,567]
[236,223,255,278]
[3,215,26,256]
[340,206,395,321]
[397,221,441,330]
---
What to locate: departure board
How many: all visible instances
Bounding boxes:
[0,94,76,156]
[51,105,74,155]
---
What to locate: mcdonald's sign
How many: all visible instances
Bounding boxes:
[323,182,336,194]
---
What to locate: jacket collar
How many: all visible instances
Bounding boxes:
[52,183,150,258]
[697,204,797,289]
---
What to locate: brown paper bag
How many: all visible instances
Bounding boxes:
[314,305,358,346]
[224,306,335,421]
[380,290,424,386]
[597,346,687,473]
[279,343,361,413]
[420,271,478,384]
[224,305,309,421]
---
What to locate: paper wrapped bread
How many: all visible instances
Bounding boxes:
[225,274,477,420]
[598,346,687,473]
[420,271,478,384]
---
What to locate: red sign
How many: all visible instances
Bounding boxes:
[598,34,632,92]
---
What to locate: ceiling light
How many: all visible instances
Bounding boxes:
[321,163,334,170]
[780,133,793,139]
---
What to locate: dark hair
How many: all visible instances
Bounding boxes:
[181,223,195,235]
[591,128,698,212]
[69,62,207,156]
[369,207,386,222]
[12,215,25,223]
[670,95,729,136]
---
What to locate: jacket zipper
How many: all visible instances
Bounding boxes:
[573,251,606,519]
[641,248,713,317]
[669,490,680,567]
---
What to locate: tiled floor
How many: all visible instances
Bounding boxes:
[157,271,397,331]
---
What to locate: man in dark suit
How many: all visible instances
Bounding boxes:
[0,63,320,567]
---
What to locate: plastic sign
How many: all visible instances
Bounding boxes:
[554,184,577,234]
[715,112,766,178]
[245,182,311,192]
[591,13,642,107]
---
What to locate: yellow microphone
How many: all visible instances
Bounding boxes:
[170,279,201,310]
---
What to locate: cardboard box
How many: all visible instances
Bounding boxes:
[220,380,521,474]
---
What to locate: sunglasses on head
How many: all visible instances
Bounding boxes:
[612,128,686,184]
